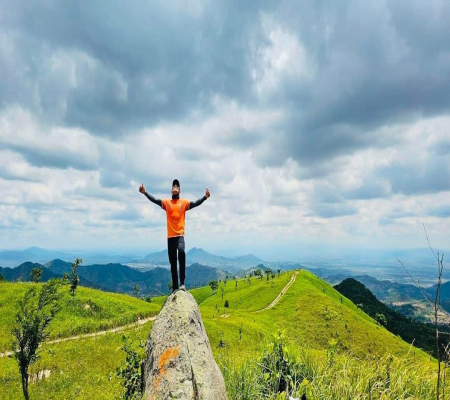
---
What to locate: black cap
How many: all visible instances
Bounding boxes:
[172,179,180,188]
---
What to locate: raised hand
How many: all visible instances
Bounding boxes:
[139,183,146,194]
[205,187,210,198]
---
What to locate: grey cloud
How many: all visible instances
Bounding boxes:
[252,1,450,172]
[177,147,216,162]
[66,183,125,202]
[215,129,264,149]
[269,194,302,208]
[378,211,417,226]
[102,205,166,228]
[378,216,395,226]
[307,151,450,209]
[377,158,450,196]
[3,0,449,161]
[2,143,98,171]
[104,206,143,222]
[312,182,345,204]
[427,205,450,218]
[0,221,27,230]
[0,0,271,136]
[338,155,450,202]
[344,181,391,200]
[2,0,450,222]
[307,203,358,218]
[0,168,42,182]
[430,141,450,156]
[99,168,129,189]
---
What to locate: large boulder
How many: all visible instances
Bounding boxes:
[142,290,227,400]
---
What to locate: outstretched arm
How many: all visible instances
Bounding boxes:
[144,192,162,208]
[139,183,162,208]
[189,196,206,210]
[189,187,210,210]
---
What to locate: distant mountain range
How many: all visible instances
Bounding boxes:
[350,275,424,303]
[0,246,265,273]
[0,259,234,296]
[0,261,108,291]
[0,247,142,268]
[142,247,263,274]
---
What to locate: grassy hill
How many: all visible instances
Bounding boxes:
[334,278,444,358]
[192,270,434,361]
[0,281,165,353]
[0,270,441,399]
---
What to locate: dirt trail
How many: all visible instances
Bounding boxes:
[0,315,156,358]
[1,272,300,357]
[254,270,299,313]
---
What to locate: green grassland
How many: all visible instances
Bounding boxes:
[0,281,165,352]
[194,270,433,362]
[0,270,443,399]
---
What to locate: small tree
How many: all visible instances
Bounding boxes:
[70,258,82,296]
[168,281,173,291]
[30,267,42,283]
[134,284,139,297]
[277,268,281,277]
[0,272,4,282]
[115,334,144,400]
[375,313,387,327]
[221,285,225,300]
[265,269,272,282]
[255,269,263,280]
[224,300,229,308]
[209,280,218,294]
[12,279,62,400]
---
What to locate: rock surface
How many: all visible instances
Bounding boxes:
[142,290,227,400]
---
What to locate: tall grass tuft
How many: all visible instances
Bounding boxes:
[218,331,441,400]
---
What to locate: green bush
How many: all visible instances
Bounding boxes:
[258,331,304,397]
[115,334,144,400]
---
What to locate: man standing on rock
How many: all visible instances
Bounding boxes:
[139,179,210,293]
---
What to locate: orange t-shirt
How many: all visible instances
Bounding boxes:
[161,198,190,238]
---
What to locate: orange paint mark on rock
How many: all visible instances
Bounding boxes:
[158,346,179,372]
[150,345,180,399]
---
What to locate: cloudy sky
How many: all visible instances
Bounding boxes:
[1,0,449,259]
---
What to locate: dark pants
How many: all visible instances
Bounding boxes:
[168,235,185,290]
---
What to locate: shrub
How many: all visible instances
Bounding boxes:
[115,334,144,400]
[258,331,303,396]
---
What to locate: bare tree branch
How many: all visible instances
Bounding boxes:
[424,223,440,262]
[395,255,433,307]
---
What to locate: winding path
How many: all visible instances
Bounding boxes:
[0,315,156,358]
[253,270,299,313]
[1,271,301,358]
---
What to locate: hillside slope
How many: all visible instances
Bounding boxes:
[334,278,442,357]
[0,269,437,399]
[191,270,433,362]
[0,282,165,352]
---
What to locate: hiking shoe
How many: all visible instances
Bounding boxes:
[180,284,186,291]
